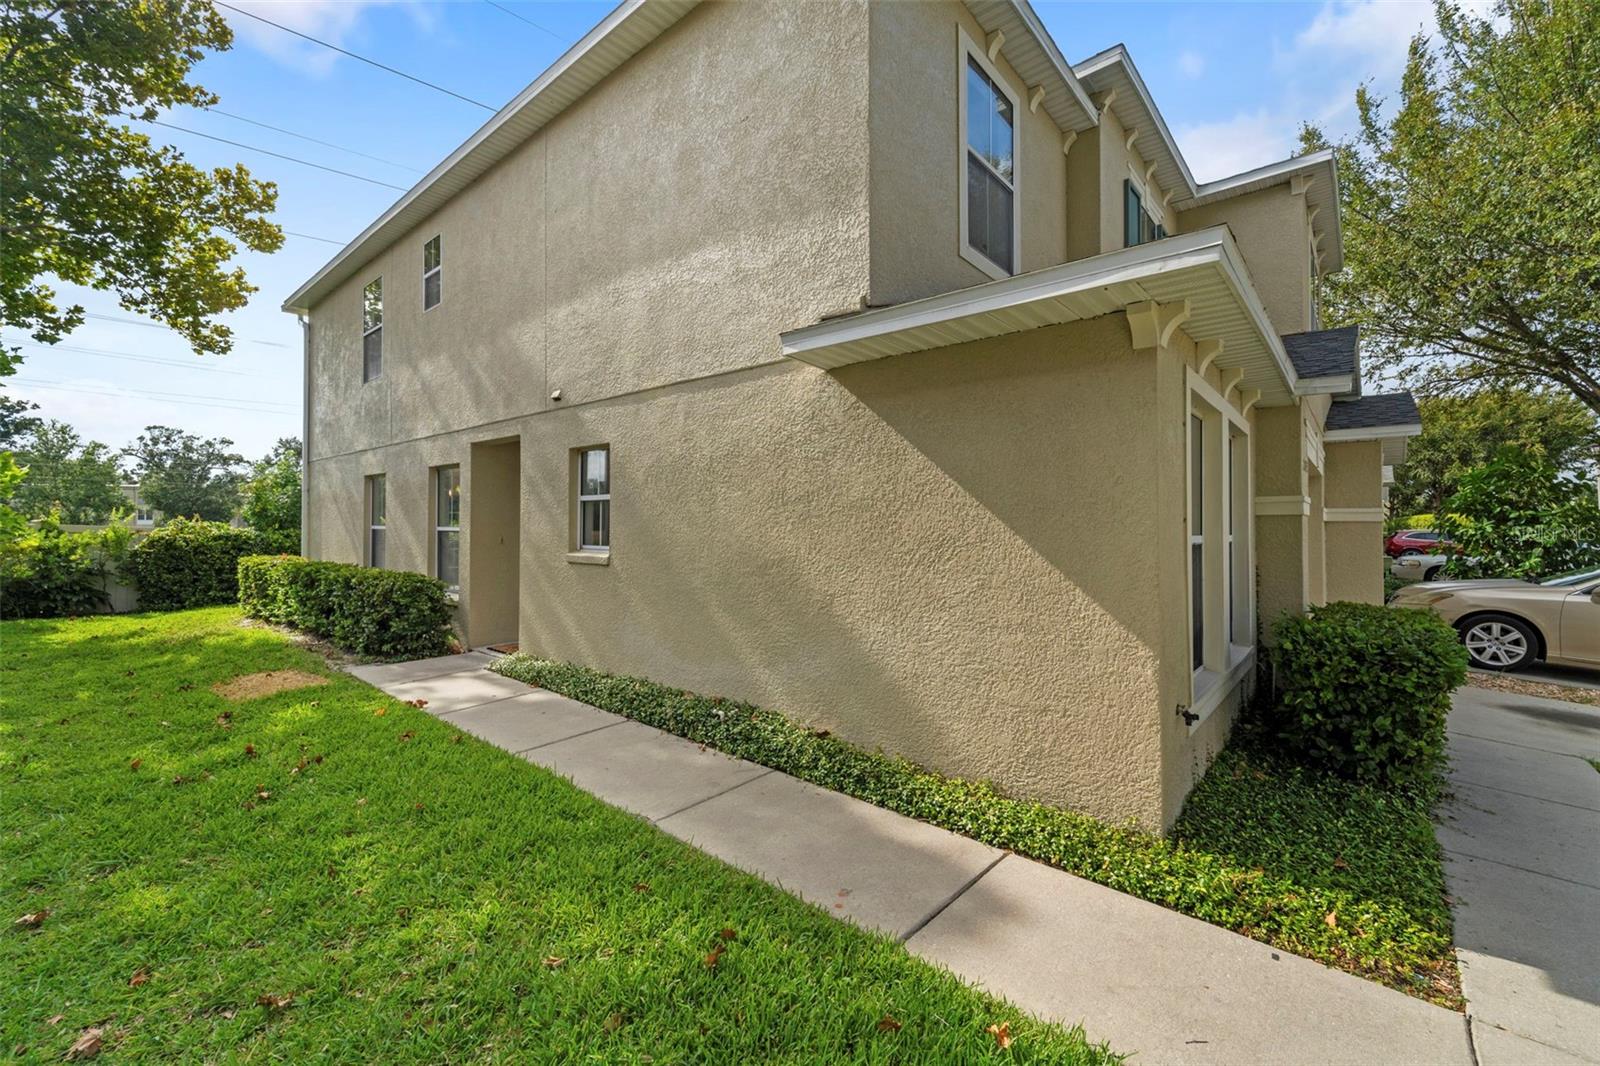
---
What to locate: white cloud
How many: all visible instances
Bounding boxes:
[1174,111,1295,185]
[1177,50,1205,79]
[218,1,412,76]
[1283,0,1437,82]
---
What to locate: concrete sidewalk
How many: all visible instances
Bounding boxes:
[351,653,1474,1064]
[1437,685,1600,1065]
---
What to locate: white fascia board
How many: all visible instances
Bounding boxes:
[1008,1,1098,128]
[1179,150,1338,206]
[1295,374,1356,396]
[1323,422,1424,443]
[1072,45,1197,196]
[282,0,695,314]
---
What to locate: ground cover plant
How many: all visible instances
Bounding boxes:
[492,655,1462,1006]
[0,607,1113,1063]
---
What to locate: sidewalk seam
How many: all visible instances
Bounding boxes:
[356,661,494,686]
[898,851,1008,944]
[1450,777,1600,813]
[1449,729,1595,759]
[652,768,777,824]
[420,691,535,718]
[1442,848,1600,891]
[510,719,626,755]
[1464,1013,1480,1066]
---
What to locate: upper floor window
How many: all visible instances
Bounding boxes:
[434,465,460,592]
[960,41,1017,279]
[1124,179,1167,248]
[423,236,441,310]
[577,446,610,552]
[362,277,383,382]
[367,474,386,568]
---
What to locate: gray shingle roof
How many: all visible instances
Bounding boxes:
[1325,391,1421,432]
[1282,325,1359,380]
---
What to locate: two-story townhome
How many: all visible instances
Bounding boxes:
[284,0,1420,830]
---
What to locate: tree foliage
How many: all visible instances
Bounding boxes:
[124,425,244,523]
[1304,0,1600,416]
[240,436,301,551]
[0,395,42,449]
[1390,389,1598,516]
[7,419,125,523]
[0,0,283,368]
[1439,447,1600,580]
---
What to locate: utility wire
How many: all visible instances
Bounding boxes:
[204,107,423,173]
[80,314,289,349]
[215,1,497,112]
[14,379,296,415]
[482,0,563,40]
[12,339,272,376]
[16,377,295,409]
[142,119,409,191]
[284,230,347,246]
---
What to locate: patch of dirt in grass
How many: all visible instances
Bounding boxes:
[1466,672,1600,707]
[211,670,330,701]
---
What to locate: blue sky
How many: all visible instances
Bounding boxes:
[9,0,1448,459]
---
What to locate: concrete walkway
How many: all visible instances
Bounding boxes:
[1437,684,1600,1064]
[351,653,1476,1064]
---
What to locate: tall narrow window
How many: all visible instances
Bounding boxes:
[367,474,386,568]
[1229,429,1249,645]
[422,235,441,310]
[362,277,383,381]
[1190,414,1205,671]
[962,52,1015,275]
[1124,180,1167,248]
[434,465,460,592]
[577,447,610,551]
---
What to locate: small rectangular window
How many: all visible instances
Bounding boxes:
[1124,180,1167,248]
[423,235,441,310]
[367,474,386,568]
[434,465,460,591]
[962,51,1016,275]
[362,277,383,381]
[577,446,610,551]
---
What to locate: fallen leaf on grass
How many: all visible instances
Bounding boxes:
[398,731,414,742]
[877,1016,902,1033]
[603,1012,624,1033]
[128,968,150,987]
[718,928,737,942]
[450,734,463,744]
[65,1027,102,1059]
[129,759,141,771]
[356,797,368,807]
[413,803,425,812]
[244,744,256,758]
[14,909,49,929]
[372,707,388,718]
[632,882,650,893]
[1332,856,1349,870]
[703,943,725,969]
[256,993,293,1010]
[986,1022,1012,1049]
[1324,911,1338,929]
[542,956,566,969]
[405,699,428,709]
[215,712,232,728]
[45,1015,64,1026]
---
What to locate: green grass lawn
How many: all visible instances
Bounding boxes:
[0,608,1114,1063]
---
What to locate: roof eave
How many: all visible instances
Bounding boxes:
[1323,422,1423,443]
[966,1,1098,132]
[1071,44,1197,200]
[1294,374,1355,396]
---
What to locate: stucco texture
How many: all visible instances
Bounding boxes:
[1324,440,1384,604]
[1180,185,1313,338]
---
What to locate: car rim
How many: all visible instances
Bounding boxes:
[1465,622,1527,667]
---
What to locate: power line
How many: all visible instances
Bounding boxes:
[15,378,296,414]
[80,314,289,349]
[12,339,272,377]
[216,1,497,112]
[143,119,409,191]
[204,107,423,173]
[284,230,347,247]
[482,0,563,40]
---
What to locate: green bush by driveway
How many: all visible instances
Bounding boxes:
[0,608,1112,1063]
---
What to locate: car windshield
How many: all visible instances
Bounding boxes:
[1540,567,1600,587]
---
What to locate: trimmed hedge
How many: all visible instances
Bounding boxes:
[490,655,1458,1004]
[124,518,266,611]
[238,555,454,660]
[1269,602,1467,787]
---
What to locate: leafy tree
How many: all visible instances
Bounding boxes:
[0,452,27,542]
[8,420,125,523]
[0,395,41,449]
[0,0,283,370]
[1390,389,1598,517]
[124,425,244,523]
[240,436,301,551]
[1439,447,1600,580]
[1304,0,1600,417]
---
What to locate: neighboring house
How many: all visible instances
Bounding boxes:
[284,0,1420,830]
[122,483,160,529]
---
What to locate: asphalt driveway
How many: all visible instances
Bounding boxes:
[1437,683,1600,1063]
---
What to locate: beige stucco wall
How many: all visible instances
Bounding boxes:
[1324,439,1384,604]
[1094,105,1178,254]
[1180,185,1312,337]
[866,1,1068,306]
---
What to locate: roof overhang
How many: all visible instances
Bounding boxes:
[1296,373,1356,396]
[282,0,700,314]
[1175,151,1344,274]
[1324,421,1421,466]
[1071,45,1193,201]
[968,1,1099,132]
[780,225,1302,405]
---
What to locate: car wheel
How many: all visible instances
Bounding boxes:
[1461,614,1539,671]
[1424,566,1443,581]
[1400,548,1423,556]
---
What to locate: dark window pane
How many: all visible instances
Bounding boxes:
[423,236,440,273]
[436,466,460,527]
[363,328,382,382]
[581,499,609,549]
[424,270,441,309]
[369,476,385,525]
[966,61,992,169]
[1192,542,1204,667]
[967,154,1013,273]
[370,528,385,569]
[1190,415,1203,529]
[436,529,459,588]
[1125,181,1141,247]
[582,448,608,495]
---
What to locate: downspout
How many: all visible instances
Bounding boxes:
[299,313,311,558]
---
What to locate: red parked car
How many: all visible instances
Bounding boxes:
[1385,529,1452,558]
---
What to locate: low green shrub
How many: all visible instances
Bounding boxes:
[0,517,131,618]
[491,655,1458,1004]
[238,555,454,660]
[1269,602,1467,787]
[125,517,265,610]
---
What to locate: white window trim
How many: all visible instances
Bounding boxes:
[422,236,441,311]
[433,465,460,595]
[956,26,1020,282]
[1125,166,1169,232]
[575,446,610,555]
[1184,367,1255,728]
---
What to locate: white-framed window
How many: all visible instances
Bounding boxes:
[423,235,441,310]
[362,277,383,382]
[576,446,610,552]
[434,464,460,592]
[1228,429,1250,645]
[134,506,154,526]
[958,29,1018,280]
[1124,178,1167,247]
[1190,413,1205,672]
[367,474,386,568]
